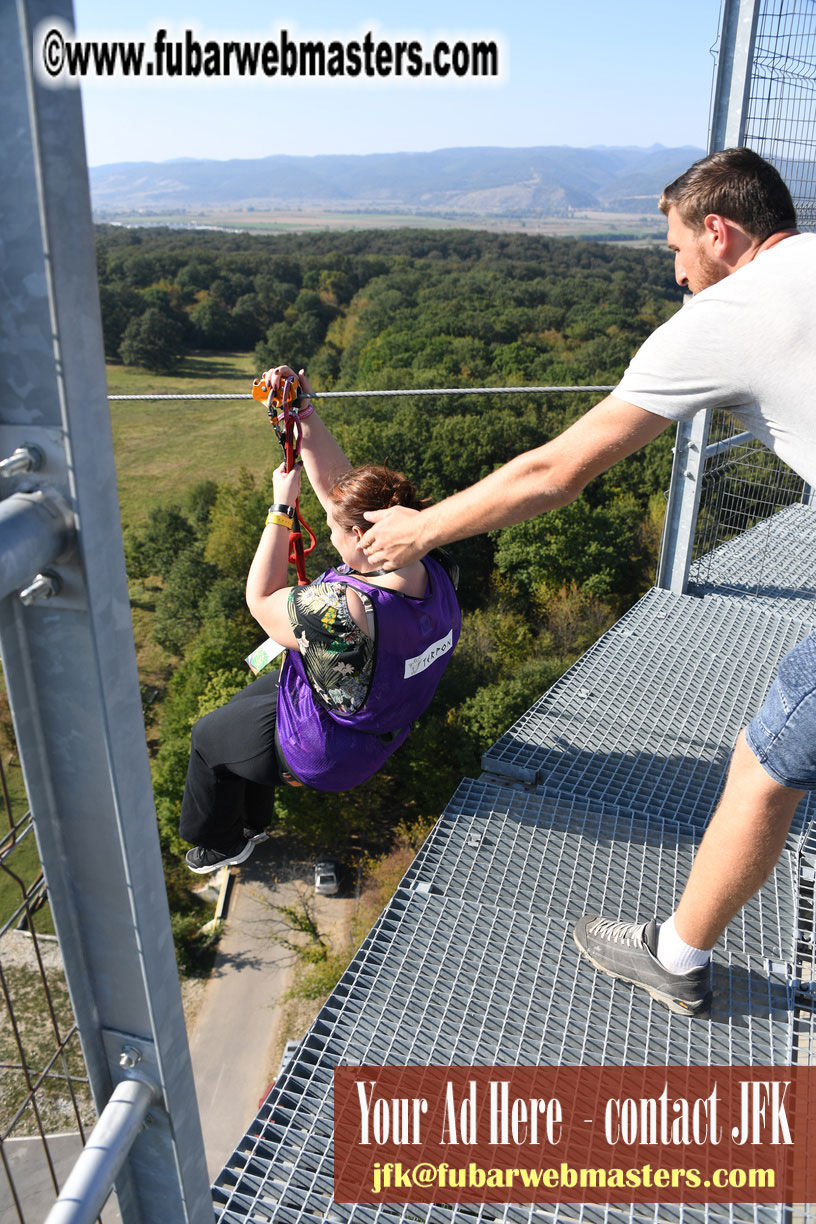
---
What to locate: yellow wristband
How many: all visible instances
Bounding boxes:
[265,512,293,529]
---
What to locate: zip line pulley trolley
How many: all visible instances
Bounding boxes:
[252,372,316,585]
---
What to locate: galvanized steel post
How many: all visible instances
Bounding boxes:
[1,1,211,1220]
[657,0,761,594]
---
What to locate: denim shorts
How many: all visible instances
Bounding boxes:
[745,630,816,789]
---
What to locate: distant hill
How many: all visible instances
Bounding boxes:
[89,145,705,218]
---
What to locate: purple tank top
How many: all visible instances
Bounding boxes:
[276,554,460,791]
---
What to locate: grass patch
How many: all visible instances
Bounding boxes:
[0,763,55,937]
[0,832,54,937]
[107,350,275,523]
[292,949,354,1001]
[0,964,95,1136]
[2,755,28,814]
[100,209,470,233]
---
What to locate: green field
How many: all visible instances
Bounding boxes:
[0,761,54,937]
[107,351,279,523]
[103,209,468,233]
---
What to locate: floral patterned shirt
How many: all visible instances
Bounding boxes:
[287,581,374,714]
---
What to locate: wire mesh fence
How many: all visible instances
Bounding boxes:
[0,746,107,1223]
[745,0,816,230]
[679,0,816,594]
[688,412,810,587]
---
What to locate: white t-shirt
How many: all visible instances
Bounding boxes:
[614,232,816,485]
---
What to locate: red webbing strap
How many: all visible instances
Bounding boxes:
[251,373,316,585]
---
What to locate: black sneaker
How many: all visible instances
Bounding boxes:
[243,827,270,845]
[573,916,712,1018]
[185,838,255,875]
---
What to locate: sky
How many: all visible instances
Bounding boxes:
[70,1,724,167]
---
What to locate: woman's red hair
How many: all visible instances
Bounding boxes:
[327,465,425,532]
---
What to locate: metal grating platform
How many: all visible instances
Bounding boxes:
[400,778,799,963]
[213,1203,809,1224]
[480,589,814,834]
[688,503,816,624]
[210,525,816,1224]
[212,892,797,1224]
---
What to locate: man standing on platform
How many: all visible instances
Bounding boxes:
[360,148,816,1018]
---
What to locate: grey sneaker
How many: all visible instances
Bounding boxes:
[185,838,255,874]
[573,916,712,1018]
[243,827,270,845]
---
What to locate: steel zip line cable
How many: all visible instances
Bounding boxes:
[107,384,614,402]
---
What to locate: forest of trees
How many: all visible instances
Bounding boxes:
[103,223,682,968]
[96,224,679,381]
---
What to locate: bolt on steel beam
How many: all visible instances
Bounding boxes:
[0,489,74,603]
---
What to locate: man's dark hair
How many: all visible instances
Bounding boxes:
[659,147,797,240]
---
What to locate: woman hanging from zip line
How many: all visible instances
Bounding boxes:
[180,365,461,873]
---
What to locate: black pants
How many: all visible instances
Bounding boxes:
[179,673,282,851]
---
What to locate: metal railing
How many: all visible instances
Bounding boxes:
[691,412,810,567]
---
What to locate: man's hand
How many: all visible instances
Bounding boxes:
[361,505,427,569]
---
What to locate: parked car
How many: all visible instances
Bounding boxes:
[257,1041,302,1107]
[314,858,340,896]
[277,1040,301,1079]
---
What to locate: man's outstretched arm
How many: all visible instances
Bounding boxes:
[360,395,672,568]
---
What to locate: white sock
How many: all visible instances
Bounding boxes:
[657,913,711,975]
